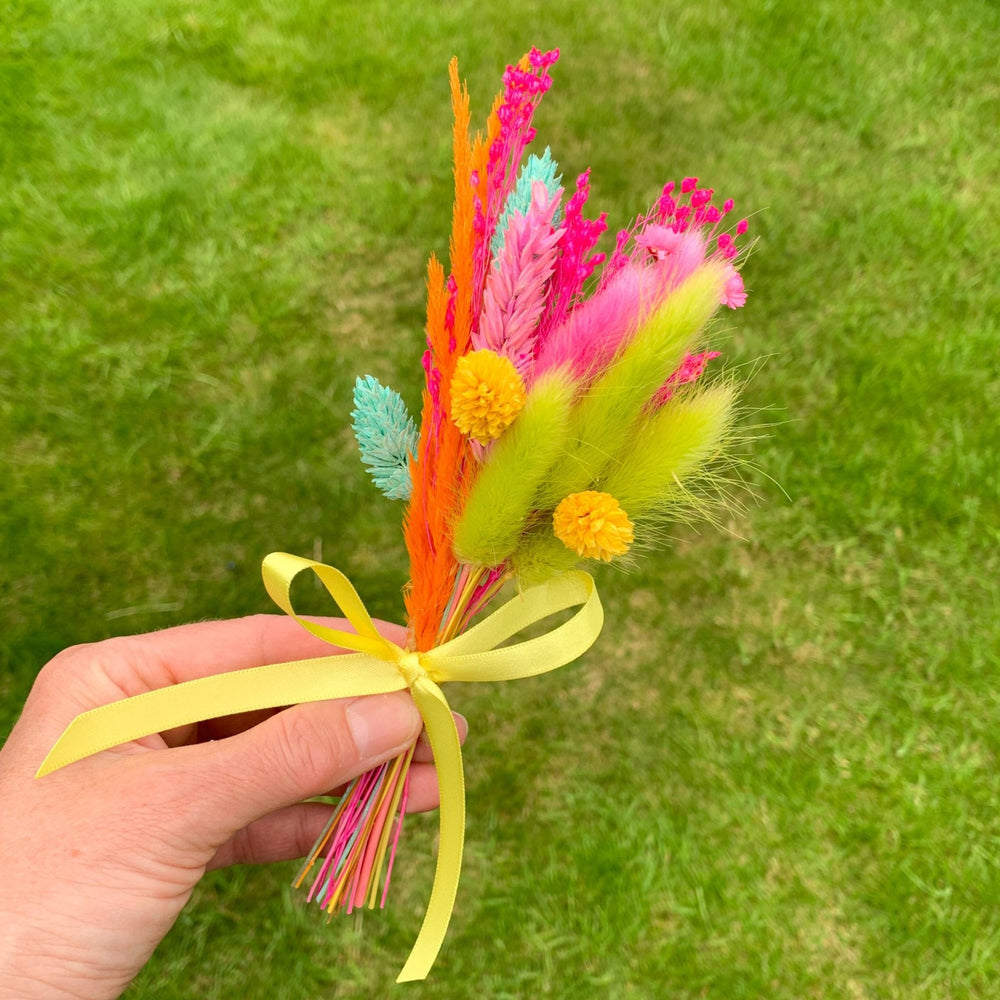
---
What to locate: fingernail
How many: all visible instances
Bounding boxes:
[346,692,421,760]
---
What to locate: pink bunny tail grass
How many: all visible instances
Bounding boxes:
[534,260,657,381]
[534,179,751,385]
[535,229,714,383]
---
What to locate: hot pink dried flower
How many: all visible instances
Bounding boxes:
[653,350,722,405]
[474,49,560,309]
[721,267,747,309]
[534,170,608,347]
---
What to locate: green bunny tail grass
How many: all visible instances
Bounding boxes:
[511,385,737,585]
[453,370,575,567]
[508,522,580,586]
[603,382,737,520]
[537,262,727,507]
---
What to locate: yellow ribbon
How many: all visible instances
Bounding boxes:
[37,552,604,983]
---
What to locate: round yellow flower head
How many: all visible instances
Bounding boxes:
[450,349,526,444]
[553,490,635,561]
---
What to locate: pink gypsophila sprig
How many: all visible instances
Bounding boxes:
[533,169,608,350]
[472,48,559,320]
[605,178,749,291]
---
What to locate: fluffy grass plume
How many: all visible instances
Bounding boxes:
[508,521,580,584]
[535,261,662,381]
[453,371,575,567]
[404,257,464,649]
[538,261,727,507]
[603,383,737,519]
[404,60,487,649]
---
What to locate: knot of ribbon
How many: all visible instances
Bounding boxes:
[36,551,604,983]
[393,649,436,688]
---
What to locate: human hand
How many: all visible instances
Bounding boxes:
[0,614,465,1000]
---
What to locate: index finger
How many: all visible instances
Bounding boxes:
[118,613,409,689]
[18,615,409,754]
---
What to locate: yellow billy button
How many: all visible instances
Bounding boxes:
[450,349,526,443]
[553,490,635,561]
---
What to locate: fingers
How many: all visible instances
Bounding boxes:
[208,759,448,869]
[166,691,422,844]
[163,707,284,749]
[39,614,407,700]
[401,761,446,813]
[198,710,469,870]
[108,614,410,689]
[207,801,334,869]
[26,614,410,752]
[412,712,468,763]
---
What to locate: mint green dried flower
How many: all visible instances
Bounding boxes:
[351,375,418,501]
[492,147,562,258]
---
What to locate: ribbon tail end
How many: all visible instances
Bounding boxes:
[395,966,429,984]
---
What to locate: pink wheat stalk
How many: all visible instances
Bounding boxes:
[476,181,563,379]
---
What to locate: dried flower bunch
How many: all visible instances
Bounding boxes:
[310,45,750,929]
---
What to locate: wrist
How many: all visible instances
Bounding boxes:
[0,916,127,1000]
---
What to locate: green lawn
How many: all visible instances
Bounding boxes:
[3,1,999,997]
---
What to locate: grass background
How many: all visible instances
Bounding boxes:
[2,0,999,997]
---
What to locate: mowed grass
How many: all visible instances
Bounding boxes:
[2,1,999,997]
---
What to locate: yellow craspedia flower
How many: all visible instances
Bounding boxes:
[450,349,526,443]
[552,490,635,561]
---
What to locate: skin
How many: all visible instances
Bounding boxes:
[0,614,465,1000]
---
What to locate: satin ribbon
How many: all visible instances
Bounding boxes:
[37,552,604,982]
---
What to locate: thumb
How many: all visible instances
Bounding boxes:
[162,691,422,845]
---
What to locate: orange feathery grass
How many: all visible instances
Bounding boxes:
[404,59,517,649]
[444,56,474,370]
[403,60,486,650]
[404,259,464,650]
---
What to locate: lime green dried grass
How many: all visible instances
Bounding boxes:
[453,371,575,567]
[537,263,728,508]
[510,383,737,583]
[603,382,737,520]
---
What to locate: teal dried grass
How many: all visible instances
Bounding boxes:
[351,375,419,501]
[491,148,563,258]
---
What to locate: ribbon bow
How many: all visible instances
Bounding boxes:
[37,552,604,982]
